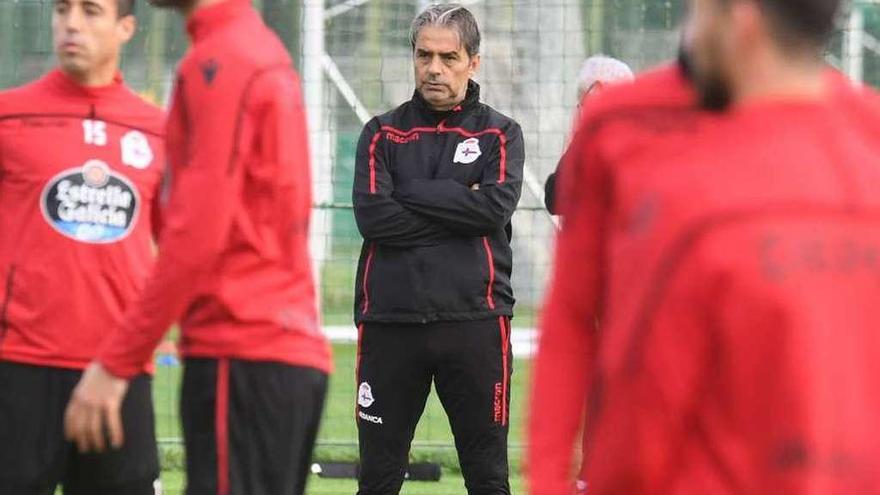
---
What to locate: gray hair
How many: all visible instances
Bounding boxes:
[578,55,635,92]
[410,4,481,58]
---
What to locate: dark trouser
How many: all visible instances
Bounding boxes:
[0,361,159,495]
[356,317,513,495]
[181,358,328,495]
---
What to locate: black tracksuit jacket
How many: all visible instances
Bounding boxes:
[352,81,524,324]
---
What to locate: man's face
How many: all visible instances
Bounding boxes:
[413,26,481,111]
[685,0,735,109]
[52,0,134,80]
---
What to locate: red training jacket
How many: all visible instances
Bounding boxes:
[530,65,880,494]
[0,69,164,371]
[98,0,331,378]
[530,64,698,494]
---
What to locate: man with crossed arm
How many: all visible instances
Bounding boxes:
[352,4,524,494]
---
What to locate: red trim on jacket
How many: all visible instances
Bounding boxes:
[361,243,376,314]
[482,237,497,310]
[381,125,508,183]
[367,131,383,194]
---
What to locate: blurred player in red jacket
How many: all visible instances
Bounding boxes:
[0,0,165,493]
[529,0,880,493]
[64,0,332,494]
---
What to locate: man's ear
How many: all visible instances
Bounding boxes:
[469,53,481,78]
[117,14,136,45]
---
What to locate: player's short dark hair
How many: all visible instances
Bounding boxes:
[730,0,841,50]
[117,0,135,17]
[411,3,481,58]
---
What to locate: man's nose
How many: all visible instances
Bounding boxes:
[427,55,443,75]
[64,5,85,32]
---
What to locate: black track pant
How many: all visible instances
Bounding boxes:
[181,358,328,495]
[0,361,159,495]
[356,317,513,495]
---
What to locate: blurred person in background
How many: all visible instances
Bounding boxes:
[544,55,634,215]
[539,49,696,495]
[529,0,880,493]
[0,0,166,493]
[64,0,332,494]
[351,4,524,494]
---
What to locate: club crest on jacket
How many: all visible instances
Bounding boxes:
[453,137,481,164]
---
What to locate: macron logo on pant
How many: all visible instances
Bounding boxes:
[493,382,503,423]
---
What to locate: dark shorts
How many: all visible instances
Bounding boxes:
[181,358,328,495]
[0,361,160,495]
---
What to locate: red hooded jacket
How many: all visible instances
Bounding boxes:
[97,0,331,378]
[530,65,880,494]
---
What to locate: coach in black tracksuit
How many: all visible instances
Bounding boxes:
[352,5,523,495]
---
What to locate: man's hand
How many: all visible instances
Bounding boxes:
[470,183,480,191]
[64,362,129,453]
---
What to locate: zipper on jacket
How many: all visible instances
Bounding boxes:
[0,265,16,345]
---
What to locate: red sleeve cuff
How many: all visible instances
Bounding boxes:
[96,338,147,380]
[97,358,141,380]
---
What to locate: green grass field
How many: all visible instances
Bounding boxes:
[151,343,531,494]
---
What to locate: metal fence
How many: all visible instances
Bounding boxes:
[3,0,879,491]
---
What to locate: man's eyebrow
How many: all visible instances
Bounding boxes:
[416,49,460,57]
